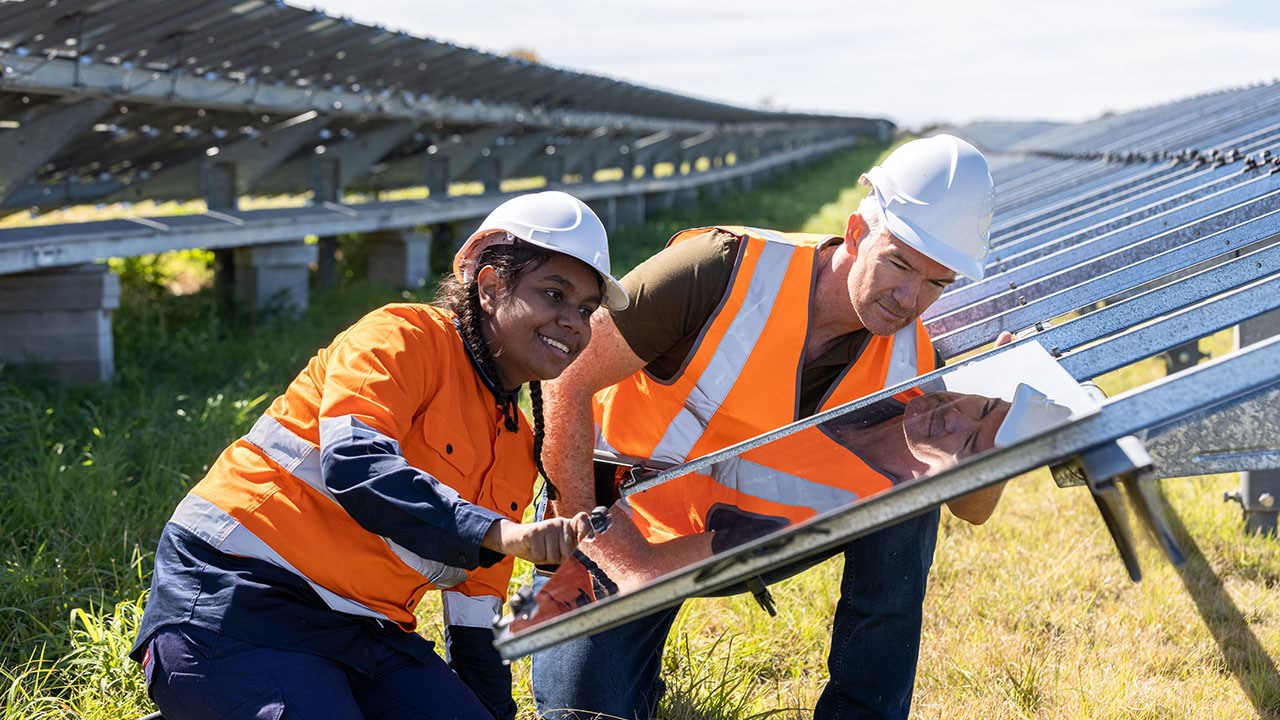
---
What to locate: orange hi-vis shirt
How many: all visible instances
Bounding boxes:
[170,304,536,631]
[593,227,936,541]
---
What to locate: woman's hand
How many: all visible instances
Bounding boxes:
[482,513,593,565]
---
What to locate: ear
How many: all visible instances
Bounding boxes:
[844,212,867,251]
[475,265,500,315]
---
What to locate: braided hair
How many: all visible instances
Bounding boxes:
[435,238,588,499]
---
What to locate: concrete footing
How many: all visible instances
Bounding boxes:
[232,242,317,316]
[367,229,433,289]
[0,264,119,383]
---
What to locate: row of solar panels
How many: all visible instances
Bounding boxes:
[0,0,883,217]
[1,0,819,123]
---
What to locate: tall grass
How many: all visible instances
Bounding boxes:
[5,141,1276,719]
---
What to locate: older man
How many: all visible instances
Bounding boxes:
[534,135,1003,720]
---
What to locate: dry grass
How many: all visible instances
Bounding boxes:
[6,143,1276,719]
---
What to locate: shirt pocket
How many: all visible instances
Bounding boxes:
[420,406,478,492]
[489,429,537,520]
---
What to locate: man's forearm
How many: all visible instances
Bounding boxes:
[541,379,601,517]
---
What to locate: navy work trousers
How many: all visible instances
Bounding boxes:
[530,508,941,720]
[142,623,494,720]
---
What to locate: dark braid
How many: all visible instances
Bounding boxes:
[437,237,601,495]
[435,239,553,433]
[529,380,557,500]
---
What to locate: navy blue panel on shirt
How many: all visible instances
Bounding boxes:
[319,414,505,570]
[131,524,437,677]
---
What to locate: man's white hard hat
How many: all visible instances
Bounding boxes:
[865,135,996,281]
[454,191,629,310]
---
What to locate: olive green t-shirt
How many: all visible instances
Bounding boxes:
[611,229,872,420]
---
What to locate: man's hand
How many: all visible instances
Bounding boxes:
[482,514,593,565]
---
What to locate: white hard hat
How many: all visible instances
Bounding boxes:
[865,135,995,281]
[994,383,1072,447]
[453,191,629,310]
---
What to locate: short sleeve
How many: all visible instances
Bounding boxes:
[611,229,741,379]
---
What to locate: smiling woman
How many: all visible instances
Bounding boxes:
[128,191,628,720]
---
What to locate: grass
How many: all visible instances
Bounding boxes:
[3,140,1278,719]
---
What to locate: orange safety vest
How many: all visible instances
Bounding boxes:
[594,227,936,541]
[167,304,536,631]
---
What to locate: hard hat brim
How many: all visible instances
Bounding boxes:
[455,227,630,311]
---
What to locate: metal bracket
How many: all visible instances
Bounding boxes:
[1075,435,1187,581]
[745,576,777,617]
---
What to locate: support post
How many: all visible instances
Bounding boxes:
[0,264,119,383]
[366,229,433,289]
[424,155,450,198]
[587,198,618,234]
[674,187,700,210]
[204,162,239,311]
[310,156,341,289]
[477,156,503,195]
[1233,307,1280,535]
[615,194,646,228]
[645,190,676,217]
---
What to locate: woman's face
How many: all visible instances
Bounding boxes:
[478,253,603,388]
[901,391,1009,469]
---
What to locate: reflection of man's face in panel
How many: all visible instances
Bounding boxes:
[902,391,1009,467]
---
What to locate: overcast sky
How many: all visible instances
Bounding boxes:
[312,0,1279,129]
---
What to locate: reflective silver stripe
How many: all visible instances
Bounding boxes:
[244,412,323,475]
[885,324,921,389]
[441,590,502,629]
[594,421,621,457]
[706,456,859,512]
[648,239,797,465]
[169,494,389,622]
[245,413,469,588]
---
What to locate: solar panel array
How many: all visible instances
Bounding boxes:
[0,0,883,213]
[494,79,1280,661]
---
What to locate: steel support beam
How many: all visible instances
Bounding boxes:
[256,120,420,194]
[0,97,114,205]
[111,111,328,202]
[1,55,820,136]
[0,137,858,276]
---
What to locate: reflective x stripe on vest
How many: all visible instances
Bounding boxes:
[647,236,798,465]
[598,227,929,467]
[170,413,469,627]
[598,227,935,533]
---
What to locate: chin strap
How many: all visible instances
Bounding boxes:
[454,318,521,432]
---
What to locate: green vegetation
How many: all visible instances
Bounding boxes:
[3,142,1278,719]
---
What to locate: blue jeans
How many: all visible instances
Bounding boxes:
[531,509,941,720]
[142,623,494,720]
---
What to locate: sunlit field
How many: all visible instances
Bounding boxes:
[2,143,1276,719]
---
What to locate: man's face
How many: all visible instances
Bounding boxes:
[847,227,956,336]
[901,391,1010,469]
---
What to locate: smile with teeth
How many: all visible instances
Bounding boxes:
[540,334,571,355]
